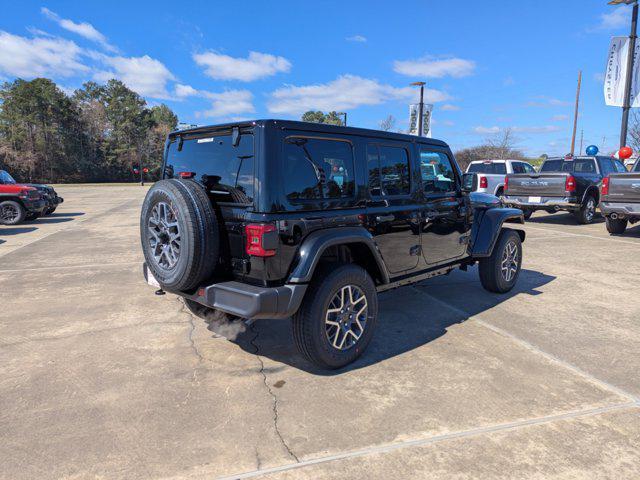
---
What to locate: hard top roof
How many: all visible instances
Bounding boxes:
[169,119,449,147]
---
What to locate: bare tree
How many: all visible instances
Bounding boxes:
[379,115,396,132]
[486,127,517,159]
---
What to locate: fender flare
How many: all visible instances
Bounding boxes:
[287,226,390,284]
[471,208,525,258]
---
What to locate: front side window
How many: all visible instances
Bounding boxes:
[634,160,640,172]
[511,162,525,174]
[283,137,354,201]
[613,160,628,172]
[368,145,411,196]
[420,150,456,194]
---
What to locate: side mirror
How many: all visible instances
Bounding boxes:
[461,173,476,193]
[232,126,240,147]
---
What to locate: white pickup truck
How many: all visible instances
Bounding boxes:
[465,159,537,197]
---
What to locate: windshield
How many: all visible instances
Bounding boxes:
[467,162,506,174]
[540,158,596,173]
[0,170,16,184]
[165,130,254,205]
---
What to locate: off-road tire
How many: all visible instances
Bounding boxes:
[46,206,57,215]
[479,229,522,293]
[0,200,26,225]
[140,179,219,291]
[292,264,378,369]
[575,195,597,224]
[25,212,40,221]
[605,216,628,235]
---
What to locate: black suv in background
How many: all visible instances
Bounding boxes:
[502,156,626,223]
[140,120,526,368]
[0,170,63,218]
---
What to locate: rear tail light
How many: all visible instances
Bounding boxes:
[179,171,195,179]
[602,176,610,196]
[565,175,577,192]
[504,176,509,192]
[479,176,488,189]
[245,224,277,257]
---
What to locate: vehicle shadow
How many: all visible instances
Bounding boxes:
[0,226,38,235]
[48,212,85,217]
[23,217,75,225]
[527,212,604,225]
[208,267,556,375]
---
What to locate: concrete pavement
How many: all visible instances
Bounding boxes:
[1,186,638,479]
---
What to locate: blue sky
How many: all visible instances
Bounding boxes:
[0,0,636,156]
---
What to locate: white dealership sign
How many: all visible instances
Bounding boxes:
[604,36,640,107]
[409,103,433,137]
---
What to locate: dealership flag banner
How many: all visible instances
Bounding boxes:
[409,103,433,137]
[604,36,640,107]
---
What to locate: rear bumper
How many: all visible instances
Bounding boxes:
[600,201,640,219]
[143,263,307,320]
[503,195,579,211]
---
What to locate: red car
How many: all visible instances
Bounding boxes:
[0,171,47,225]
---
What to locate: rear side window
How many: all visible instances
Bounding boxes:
[467,162,506,174]
[613,160,628,172]
[283,137,355,201]
[165,131,254,204]
[600,158,614,176]
[522,163,536,173]
[573,159,596,173]
[368,144,411,196]
[420,150,456,194]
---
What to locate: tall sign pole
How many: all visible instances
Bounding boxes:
[411,82,426,136]
[570,71,582,156]
[621,0,639,148]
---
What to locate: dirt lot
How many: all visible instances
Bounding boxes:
[1,185,639,480]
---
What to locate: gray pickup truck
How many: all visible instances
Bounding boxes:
[600,158,640,234]
[503,156,626,224]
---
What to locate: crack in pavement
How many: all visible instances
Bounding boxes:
[249,322,300,464]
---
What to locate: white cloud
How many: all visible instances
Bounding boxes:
[551,114,569,121]
[473,125,562,135]
[174,83,200,98]
[0,31,88,78]
[346,35,367,42]
[594,72,605,83]
[200,90,255,118]
[594,5,631,30]
[393,56,476,78]
[441,103,460,111]
[193,50,291,81]
[41,7,117,53]
[512,125,562,134]
[503,76,515,86]
[526,96,570,108]
[268,74,449,115]
[94,55,175,99]
[473,126,501,135]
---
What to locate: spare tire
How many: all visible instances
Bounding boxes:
[140,179,219,291]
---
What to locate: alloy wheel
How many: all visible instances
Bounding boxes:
[500,240,519,283]
[585,198,595,222]
[1,204,19,223]
[325,285,368,350]
[148,201,181,269]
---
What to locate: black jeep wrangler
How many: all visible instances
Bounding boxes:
[141,120,525,369]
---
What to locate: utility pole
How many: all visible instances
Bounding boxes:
[580,129,584,155]
[570,71,582,156]
[619,0,639,148]
[411,82,426,136]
